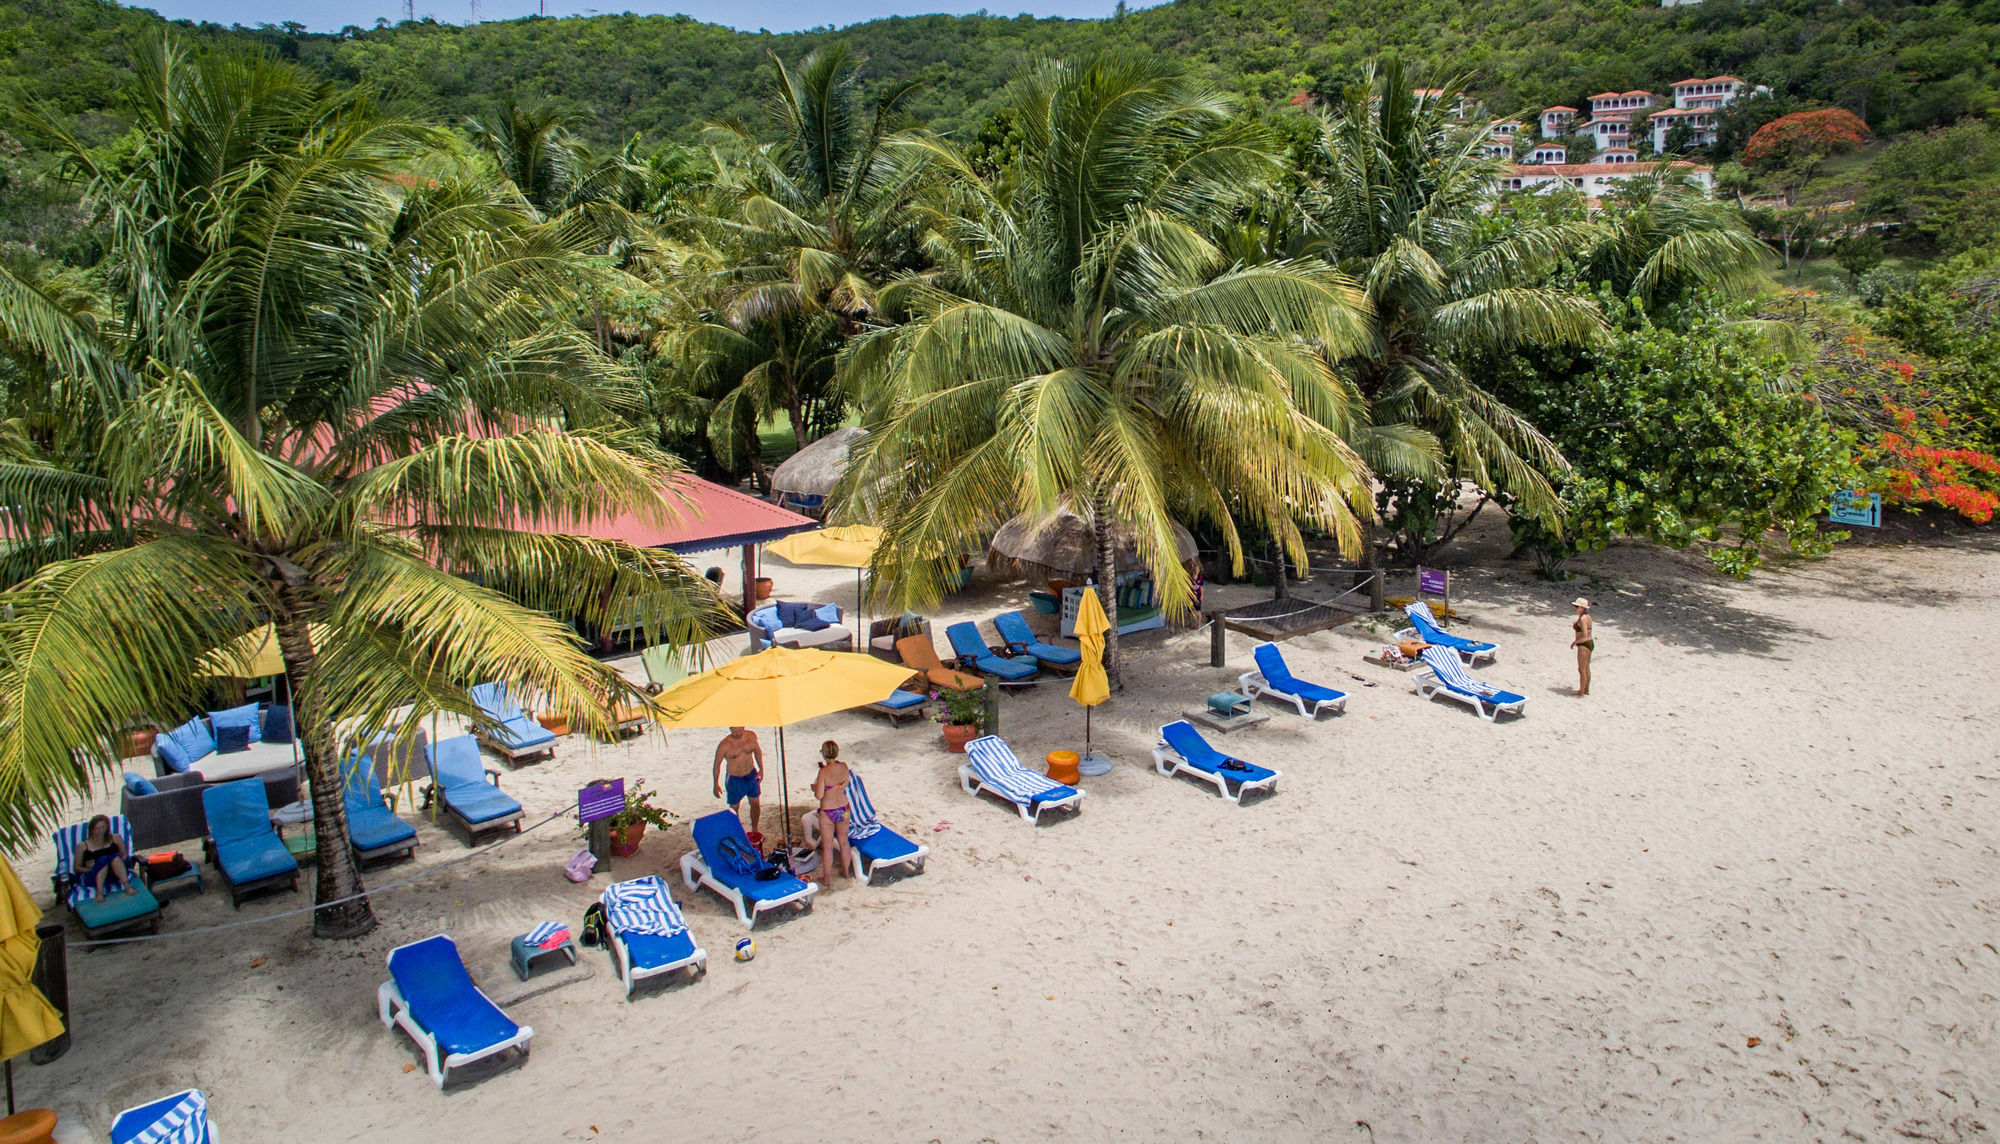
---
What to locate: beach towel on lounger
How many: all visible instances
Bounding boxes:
[601,875,688,938]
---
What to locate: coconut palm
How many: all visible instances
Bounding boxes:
[1578,171,1772,307]
[838,54,1376,681]
[1298,62,1605,596]
[0,38,726,937]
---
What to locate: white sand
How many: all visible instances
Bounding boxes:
[13,522,1998,1142]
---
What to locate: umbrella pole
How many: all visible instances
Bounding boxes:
[776,725,792,861]
[7,1057,14,1115]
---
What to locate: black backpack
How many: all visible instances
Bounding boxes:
[579,902,608,948]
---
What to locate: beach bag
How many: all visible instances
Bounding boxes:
[579,902,608,948]
[563,848,596,883]
[145,851,191,880]
[1397,639,1430,659]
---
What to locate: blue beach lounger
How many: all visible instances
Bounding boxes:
[679,811,817,930]
[865,687,931,726]
[110,1089,216,1144]
[201,778,299,908]
[1399,601,1499,665]
[992,610,1081,673]
[602,875,707,998]
[959,736,1085,824]
[468,681,557,764]
[1152,720,1282,804]
[945,622,1040,685]
[378,934,533,1089]
[1239,642,1349,718]
[842,773,929,883]
[341,749,418,866]
[424,735,525,842]
[1416,646,1528,722]
[51,815,163,939]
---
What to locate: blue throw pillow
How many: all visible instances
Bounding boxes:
[747,605,781,636]
[814,603,842,627]
[793,613,831,632]
[164,717,215,768]
[214,724,251,754]
[775,600,812,628]
[262,705,294,744]
[209,701,261,744]
[123,772,159,797]
[155,735,190,773]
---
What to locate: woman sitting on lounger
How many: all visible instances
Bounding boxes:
[76,814,133,896]
[812,741,853,885]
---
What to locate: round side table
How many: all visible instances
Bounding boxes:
[1045,750,1081,785]
[0,1108,57,1144]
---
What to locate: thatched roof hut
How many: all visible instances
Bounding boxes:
[770,426,866,500]
[988,508,1197,579]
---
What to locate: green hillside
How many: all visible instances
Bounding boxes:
[3,0,1995,146]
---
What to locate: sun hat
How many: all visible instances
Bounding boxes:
[1572,597,1590,608]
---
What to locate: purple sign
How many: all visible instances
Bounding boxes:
[578,778,626,824]
[1418,567,1448,596]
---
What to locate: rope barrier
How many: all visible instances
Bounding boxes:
[70,806,574,948]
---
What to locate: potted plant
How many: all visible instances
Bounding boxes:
[936,686,987,753]
[753,576,775,600]
[117,722,159,759]
[591,779,676,857]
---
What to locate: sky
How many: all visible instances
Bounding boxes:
[136,0,1153,34]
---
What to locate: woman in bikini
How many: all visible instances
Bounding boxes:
[812,740,853,885]
[1571,597,1594,696]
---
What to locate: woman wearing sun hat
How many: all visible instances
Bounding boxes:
[1570,598,1594,696]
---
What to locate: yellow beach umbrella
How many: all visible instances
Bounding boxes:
[200,623,333,679]
[765,525,884,625]
[653,646,917,858]
[0,857,63,1114]
[1070,589,1111,769]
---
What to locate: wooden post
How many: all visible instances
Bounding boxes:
[982,680,999,736]
[587,819,611,874]
[1208,610,1226,668]
[739,544,756,615]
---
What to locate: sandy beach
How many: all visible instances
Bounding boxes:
[12,520,1997,1143]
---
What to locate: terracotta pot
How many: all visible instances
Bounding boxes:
[941,723,979,753]
[536,712,571,736]
[117,728,158,759]
[609,820,646,858]
[753,576,775,600]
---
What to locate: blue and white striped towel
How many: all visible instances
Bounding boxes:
[845,773,883,841]
[120,1089,211,1144]
[1419,646,1498,696]
[525,921,570,949]
[965,737,1067,803]
[601,875,687,938]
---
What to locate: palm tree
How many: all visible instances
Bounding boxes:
[0,38,726,937]
[1578,171,1772,308]
[1297,62,1605,598]
[838,54,1376,682]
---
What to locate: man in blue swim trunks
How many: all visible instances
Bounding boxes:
[712,726,764,836]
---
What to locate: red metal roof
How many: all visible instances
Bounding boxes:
[1544,105,1577,112]
[560,477,819,555]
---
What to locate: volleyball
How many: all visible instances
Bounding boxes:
[734,937,756,962]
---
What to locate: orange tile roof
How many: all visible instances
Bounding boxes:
[1505,160,1708,177]
[1544,105,1577,112]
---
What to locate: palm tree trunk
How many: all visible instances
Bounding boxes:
[1092,489,1121,690]
[787,399,811,453]
[1364,521,1385,610]
[274,612,376,940]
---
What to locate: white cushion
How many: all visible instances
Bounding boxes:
[188,739,299,782]
[775,624,852,650]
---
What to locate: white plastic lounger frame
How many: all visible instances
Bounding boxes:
[958,737,1086,824]
[1413,648,1527,722]
[376,937,533,1089]
[1238,642,1348,718]
[1395,603,1499,665]
[607,927,706,998]
[678,850,817,930]
[1150,737,1282,805]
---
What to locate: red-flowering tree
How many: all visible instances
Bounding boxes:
[1743,109,1872,202]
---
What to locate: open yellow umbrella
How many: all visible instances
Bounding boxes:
[764,525,884,626]
[1070,589,1112,772]
[200,623,333,678]
[0,857,62,1114]
[653,646,918,859]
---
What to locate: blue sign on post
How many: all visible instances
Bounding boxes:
[1417,567,1448,596]
[1828,491,1882,528]
[578,778,626,824]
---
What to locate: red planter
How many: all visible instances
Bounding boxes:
[117,728,158,759]
[753,577,775,601]
[609,820,646,858]
[942,724,979,753]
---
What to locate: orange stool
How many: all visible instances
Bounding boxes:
[1045,750,1081,785]
[0,1109,57,1144]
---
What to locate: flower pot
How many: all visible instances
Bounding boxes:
[536,712,571,736]
[941,723,979,753]
[117,728,158,759]
[609,820,646,858]
[753,576,775,601]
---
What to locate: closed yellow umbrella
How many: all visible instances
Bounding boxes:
[0,857,63,1113]
[1069,589,1111,771]
[653,646,918,859]
[764,526,884,626]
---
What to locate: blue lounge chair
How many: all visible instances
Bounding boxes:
[959,736,1085,824]
[1239,642,1349,718]
[679,811,817,929]
[201,778,299,908]
[110,1089,216,1144]
[866,686,931,726]
[469,681,558,764]
[51,816,162,939]
[342,748,418,866]
[424,735,525,842]
[1398,601,1499,665]
[945,622,1039,687]
[1152,721,1281,804]
[992,610,1081,673]
[840,772,928,883]
[378,934,533,1089]
[1416,646,1527,722]
[601,875,707,998]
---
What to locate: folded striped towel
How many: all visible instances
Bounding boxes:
[845,773,884,841]
[525,921,570,949]
[601,875,687,938]
[966,737,1069,803]
[122,1089,210,1144]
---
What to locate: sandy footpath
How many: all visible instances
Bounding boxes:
[10,521,1997,1143]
